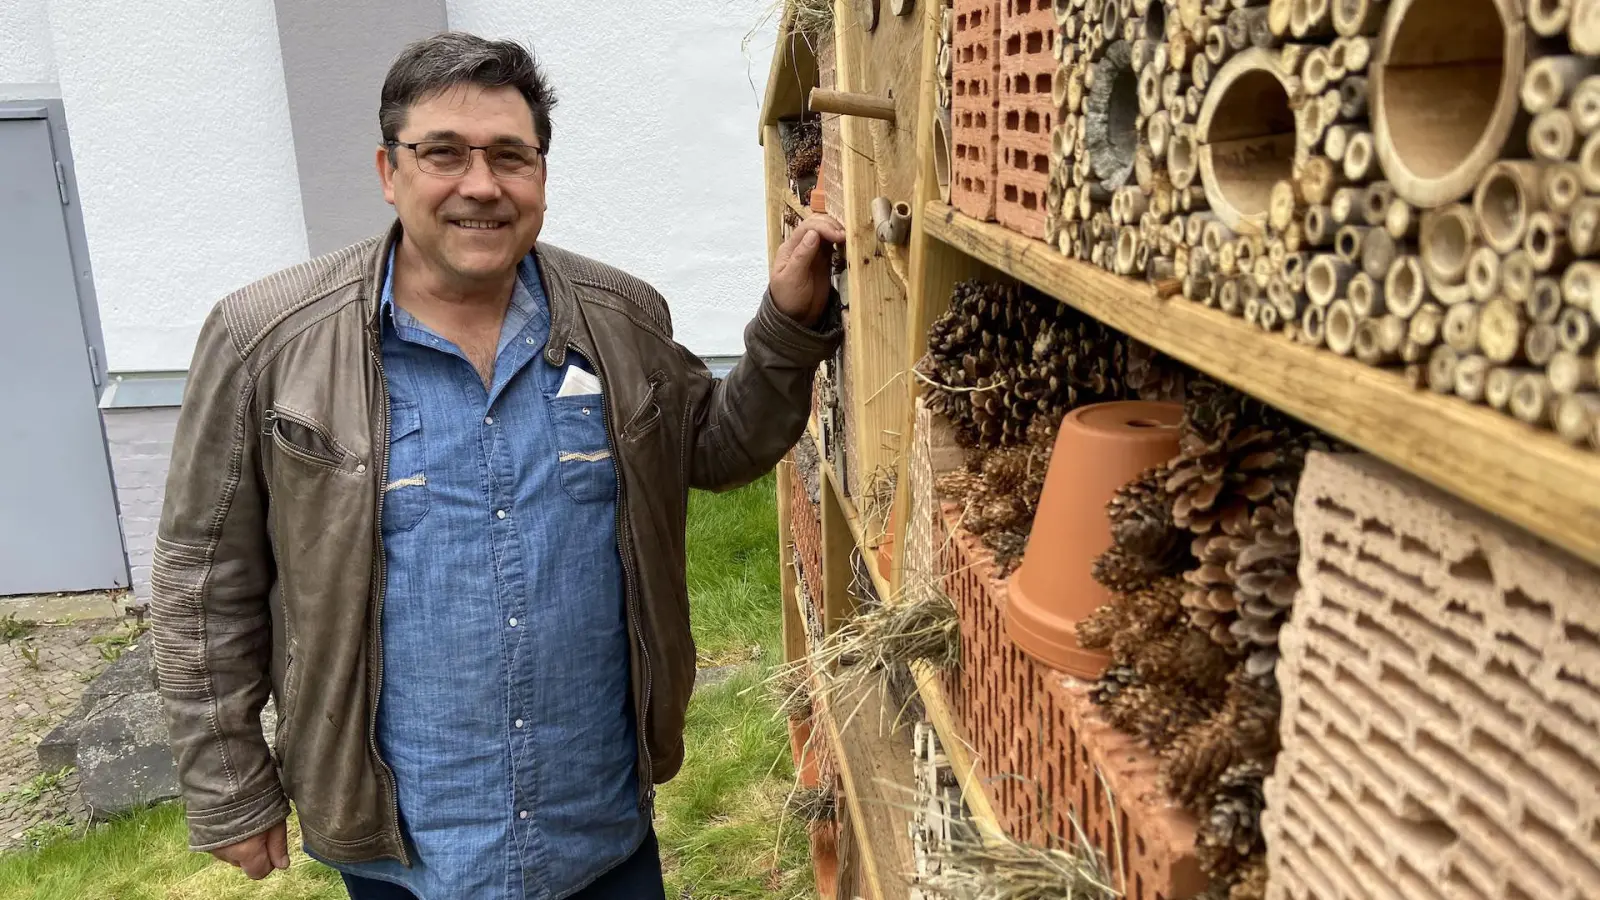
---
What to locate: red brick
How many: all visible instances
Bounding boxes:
[995,0,1056,238]
[952,0,1001,220]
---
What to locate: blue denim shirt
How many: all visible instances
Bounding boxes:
[321,250,648,899]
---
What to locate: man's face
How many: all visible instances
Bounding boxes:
[378,83,547,285]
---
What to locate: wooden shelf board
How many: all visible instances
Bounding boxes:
[814,431,898,604]
[923,202,1600,569]
[814,676,917,900]
[908,660,1006,844]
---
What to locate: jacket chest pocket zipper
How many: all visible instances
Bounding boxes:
[622,371,668,441]
[264,407,351,470]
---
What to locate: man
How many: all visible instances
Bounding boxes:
[152,31,844,900]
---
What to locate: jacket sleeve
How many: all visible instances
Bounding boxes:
[685,289,842,492]
[151,303,287,851]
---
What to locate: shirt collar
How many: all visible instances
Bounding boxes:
[380,245,545,329]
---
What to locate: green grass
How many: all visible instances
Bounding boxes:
[0,474,810,900]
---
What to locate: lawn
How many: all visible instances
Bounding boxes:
[0,474,810,900]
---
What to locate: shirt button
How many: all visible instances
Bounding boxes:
[518,810,528,820]
[582,408,592,416]
[514,719,524,728]
[495,509,507,519]
[525,337,535,345]
[485,416,494,425]
[508,617,518,627]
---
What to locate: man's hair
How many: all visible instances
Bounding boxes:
[379,31,557,151]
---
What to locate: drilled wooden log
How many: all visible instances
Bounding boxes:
[1387,256,1428,318]
[1428,344,1459,393]
[1454,354,1492,402]
[1478,296,1527,363]
[1444,302,1482,353]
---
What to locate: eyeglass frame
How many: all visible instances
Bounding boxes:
[385,139,547,178]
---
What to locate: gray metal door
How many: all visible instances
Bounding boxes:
[0,110,128,594]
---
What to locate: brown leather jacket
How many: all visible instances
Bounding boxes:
[152,223,839,862]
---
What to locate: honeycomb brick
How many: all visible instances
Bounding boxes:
[817,36,844,215]
[935,504,1204,900]
[995,0,1056,238]
[1263,452,1600,900]
[789,454,825,628]
[952,0,1001,221]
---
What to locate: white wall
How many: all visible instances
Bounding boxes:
[0,0,54,85]
[446,1,777,355]
[46,0,308,372]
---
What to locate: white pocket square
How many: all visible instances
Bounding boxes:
[556,366,603,398]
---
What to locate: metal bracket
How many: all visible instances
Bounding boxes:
[54,160,69,205]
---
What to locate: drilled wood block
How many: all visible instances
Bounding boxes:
[995,0,1056,238]
[936,505,1204,900]
[953,0,1002,221]
[1264,452,1600,900]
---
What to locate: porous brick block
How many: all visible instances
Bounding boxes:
[936,505,1204,900]
[1264,452,1600,900]
[789,452,826,631]
[952,0,1001,221]
[817,35,845,220]
[995,0,1056,238]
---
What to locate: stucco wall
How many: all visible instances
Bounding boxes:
[46,0,309,372]
[0,0,54,86]
[445,0,777,355]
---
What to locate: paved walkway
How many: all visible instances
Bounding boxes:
[0,614,128,851]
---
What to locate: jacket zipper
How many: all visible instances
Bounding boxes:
[367,336,409,865]
[567,343,655,805]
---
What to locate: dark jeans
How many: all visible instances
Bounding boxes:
[341,830,666,900]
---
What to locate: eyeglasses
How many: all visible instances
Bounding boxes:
[388,140,546,178]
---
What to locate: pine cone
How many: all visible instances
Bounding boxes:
[1105,682,1219,748]
[1091,663,1138,705]
[1077,603,1122,651]
[1126,340,1187,401]
[1226,496,1300,676]
[1197,762,1268,880]
[1162,667,1281,810]
[1228,859,1269,900]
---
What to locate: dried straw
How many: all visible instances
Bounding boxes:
[789,784,837,823]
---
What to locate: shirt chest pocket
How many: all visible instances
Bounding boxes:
[383,401,430,533]
[546,395,618,504]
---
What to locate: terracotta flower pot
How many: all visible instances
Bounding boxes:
[1005,401,1183,678]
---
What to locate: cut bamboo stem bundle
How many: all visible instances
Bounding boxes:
[1387,256,1427,318]
[1531,110,1578,162]
[1468,247,1501,302]
[1555,393,1600,444]
[1478,297,1527,362]
[1486,366,1532,411]
[1550,350,1599,394]
[1511,371,1556,425]
[1473,161,1542,254]
[1444,302,1482,353]
[1455,354,1491,402]
[1574,76,1600,134]
[1326,298,1358,353]
[1527,322,1561,365]
[1420,205,1477,286]
[1428,344,1460,393]
[1529,277,1563,324]
[1331,0,1384,36]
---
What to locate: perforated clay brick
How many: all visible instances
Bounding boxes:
[790,454,825,634]
[952,0,1001,221]
[995,0,1055,238]
[936,505,1204,900]
[1263,452,1600,900]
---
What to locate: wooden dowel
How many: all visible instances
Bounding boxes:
[1467,247,1501,303]
[1478,297,1527,363]
[1387,256,1428,318]
[1527,323,1562,366]
[1428,345,1459,393]
[1444,302,1482,353]
[810,89,897,121]
[1511,371,1556,426]
[1555,393,1600,444]
[1549,350,1599,394]
[1326,299,1358,354]
[1454,354,1491,402]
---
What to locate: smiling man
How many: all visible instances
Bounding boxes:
[151,32,843,900]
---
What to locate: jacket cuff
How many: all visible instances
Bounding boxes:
[186,781,291,852]
[752,289,843,364]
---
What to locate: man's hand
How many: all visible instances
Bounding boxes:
[212,819,291,880]
[770,215,847,327]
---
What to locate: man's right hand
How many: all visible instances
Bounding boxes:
[211,818,291,879]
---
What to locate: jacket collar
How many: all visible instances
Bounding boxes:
[367,219,576,367]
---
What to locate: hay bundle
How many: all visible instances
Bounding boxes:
[921,828,1120,900]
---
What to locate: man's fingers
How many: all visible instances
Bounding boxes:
[238,845,273,880]
[268,822,291,870]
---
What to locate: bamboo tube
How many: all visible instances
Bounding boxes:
[1270,180,1299,233]
[1385,197,1417,240]
[1354,316,1405,364]
[1401,338,1429,365]
[1139,67,1163,118]
[1269,277,1307,319]
[809,90,897,121]
[1454,354,1491,402]
[1332,0,1384,35]
[1169,126,1199,189]
[1408,302,1445,346]
[1307,254,1355,306]
[1555,393,1600,444]
[1478,297,1527,362]
[1503,251,1536,302]
[1335,225,1369,264]
[1193,54,1214,93]
[1580,132,1600,193]
[1340,77,1370,120]
[1218,238,1239,276]
[1531,110,1578,162]
[1525,212,1573,272]
[1252,251,1276,288]
[1303,46,1332,95]
[1298,156,1343,206]
[1321,89,1345,125]
[1204,25,1229,64]
[1428,345,1459,393]
[1485,366,1531,411]
[1522,57,1599,116]
[1473,161,1543,254]
[1339,36,1371,72]
[1361,182,1394,227]
[1204,219,1235,255]
[1186,85,1206,119]
[1361,227,1397,279]
[1349,271,1386,316]
[1326,299,1358,354]
[1291,0,1335,37]
[1467,248,1501,303]
[1559,306,1597,352]
[1304,205,1336,245]
[1329,187,1362,226]
[1226,7,1269,48]
[1184,272,1215,301]
[1549,350,1598,394]
[1574,76,1600,135]
[1429,271,1474,306]
[1270,0,1293,35]
[1528,0,1573,37]
[1444,302,1482,353]
[1511,372,1556,426]
[1542,164,1582,216]
[1570,198,1600,256]
[1564,261,1600,315]
[1324,123,1351,162]
[1302,304,1328,346]
[1284,252,1310,291]
[1420,205,1476,286]
[1284,220,1306,253]
[1387,256,1428,318]
[1343,130,1377,180]
[1527,323,1561,366]
[1529,277,1563,324]
[1259,300,1283,330]
[1221,277,1245,314]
